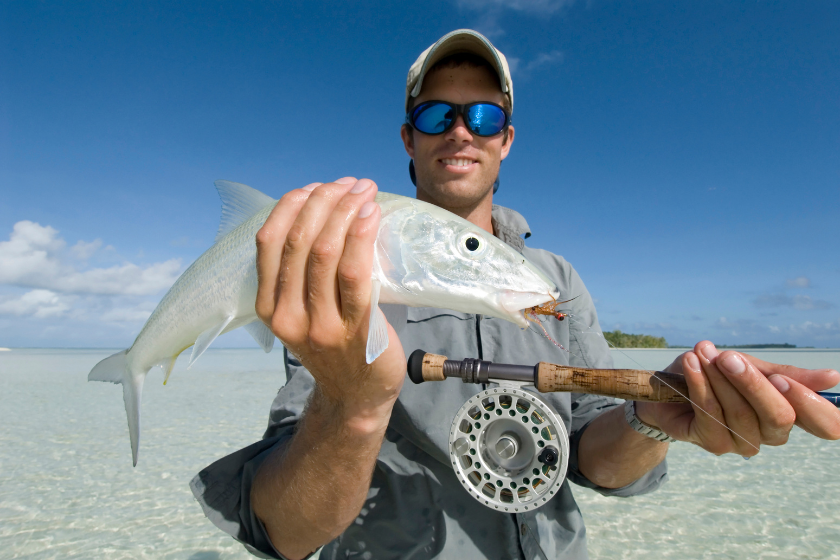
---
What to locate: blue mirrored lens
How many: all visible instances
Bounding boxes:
[468,104,506,136]
[413,103,455,134]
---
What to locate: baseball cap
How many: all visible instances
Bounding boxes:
[406,29,514,113]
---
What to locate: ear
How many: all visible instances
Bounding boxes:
[500,125,515,161]
[400,124,415,158]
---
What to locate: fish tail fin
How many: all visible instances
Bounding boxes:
[88,350,146,467]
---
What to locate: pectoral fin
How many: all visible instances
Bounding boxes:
[365,279,389,364]
[189,315,234,368]
[245,320,275,353]
[158,356,176,385]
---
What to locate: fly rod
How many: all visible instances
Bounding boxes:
[407,349,840,406]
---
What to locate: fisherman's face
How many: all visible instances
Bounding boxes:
[401,64,514,212]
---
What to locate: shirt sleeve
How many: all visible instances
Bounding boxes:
[564,392,669,497]
[190,348,317,559]
[558,262,669,497]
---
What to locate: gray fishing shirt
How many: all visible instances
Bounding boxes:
[190,204,668,560]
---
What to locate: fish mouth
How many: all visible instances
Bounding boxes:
[499,290,561,328]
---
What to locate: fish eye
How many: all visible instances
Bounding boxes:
[457,232,487,259]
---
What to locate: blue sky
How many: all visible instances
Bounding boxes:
[1,0,838,348]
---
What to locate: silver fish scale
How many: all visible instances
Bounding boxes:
[128,204,276,373]
[91,182,561,466]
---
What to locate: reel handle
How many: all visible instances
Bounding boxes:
[407,350,690,403]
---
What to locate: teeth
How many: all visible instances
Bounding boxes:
[442,158,474,167]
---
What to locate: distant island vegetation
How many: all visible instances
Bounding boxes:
[603,331,803,349]
[603,330,667,348]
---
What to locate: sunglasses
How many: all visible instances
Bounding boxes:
[406,100,510,137]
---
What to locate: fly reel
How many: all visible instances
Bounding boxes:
[448,384,568,512]
[408,349,696,513]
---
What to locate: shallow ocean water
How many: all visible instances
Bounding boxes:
[0,348,282,560]
[1,347,838,559]
[578,348,840,560]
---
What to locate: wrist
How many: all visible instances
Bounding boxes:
[311,384,397,437]
[633,401,659,428]
[624,401,675,443]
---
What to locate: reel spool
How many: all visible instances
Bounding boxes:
[449,384,569,512]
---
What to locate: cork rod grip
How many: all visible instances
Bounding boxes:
[535,363,689,403]
[420,353,447,381]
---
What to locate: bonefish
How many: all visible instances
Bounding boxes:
[89,181,561,466]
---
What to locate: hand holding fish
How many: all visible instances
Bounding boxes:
[636,341,840,456]
[254,177,407,420]
[251,177,410,559]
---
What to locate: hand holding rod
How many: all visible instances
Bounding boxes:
[407,349,840,406]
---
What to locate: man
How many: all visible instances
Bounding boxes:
[191,30,840,560]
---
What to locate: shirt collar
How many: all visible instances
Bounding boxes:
[491,204,531,252]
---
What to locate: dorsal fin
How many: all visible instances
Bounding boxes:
[214,181,277,242]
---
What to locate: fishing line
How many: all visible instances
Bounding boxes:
[523,298,759,453]
[560,311,760,454]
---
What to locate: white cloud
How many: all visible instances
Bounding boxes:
[0,289,73,318]
[713,316,840,345]
[786,276,811,288]
[507,50,564,77]
[99,301,157,323]
[785,320,840,341]
[455,0,574,38]
[456,0,570,14]
[71,238,103,260]
[714,316,765,339]
[0,221,181,296]
[753,294,834,310]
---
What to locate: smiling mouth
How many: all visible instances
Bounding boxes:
[441,158,476,167]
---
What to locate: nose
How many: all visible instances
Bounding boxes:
[444,114,474,143]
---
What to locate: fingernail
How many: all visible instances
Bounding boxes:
[769,374,790,393]
[335,177,357,184]
[721,354,746,375]
[685,352,700,372]
[700,343,718,362]
[358,201,377,219]
[350,179,372,194]
[302,182,322,192]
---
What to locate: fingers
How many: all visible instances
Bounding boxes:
[768,374,840,440]
[694,342,761,455]
[680,349,735,450]
[274,179,360,326]
[255,178,356,337]
[714,349,796,447]
[337,200,381,328]
[255,186,319,324]
[665,341,838,456]
[307,179,379,337]
[740,352,840,392]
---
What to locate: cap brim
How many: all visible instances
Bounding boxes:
[408,29,510,108]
